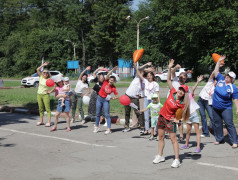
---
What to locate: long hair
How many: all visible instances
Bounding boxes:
[81,73,88,85]
[181,92,190,121]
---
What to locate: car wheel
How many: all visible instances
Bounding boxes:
[156,77,161,82]
[34,82,39,88]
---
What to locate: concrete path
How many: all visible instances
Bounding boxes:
[0,112,237,180]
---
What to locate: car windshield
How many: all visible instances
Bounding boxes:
[31,73,39,77]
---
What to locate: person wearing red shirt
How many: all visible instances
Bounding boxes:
[153,59,190,168]
[93,66,119,135]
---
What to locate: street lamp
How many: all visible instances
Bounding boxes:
[126,15,149,50]
[65,39,77,60]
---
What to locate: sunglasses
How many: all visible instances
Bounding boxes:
[43,72,49,74]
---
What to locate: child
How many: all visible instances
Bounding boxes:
[139,93,163,140]
[180,75,203,153]
[60,77,73,107]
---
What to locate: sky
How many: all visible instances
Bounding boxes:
[131,0,146,10]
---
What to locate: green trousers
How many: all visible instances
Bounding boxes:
[37,94,51,117]
[71,93,84,120]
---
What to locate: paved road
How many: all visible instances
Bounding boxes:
[0,112,238,180]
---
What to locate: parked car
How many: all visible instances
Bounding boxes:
[155,68,192,82]
[21,71,64,88]
[87,70,120,83]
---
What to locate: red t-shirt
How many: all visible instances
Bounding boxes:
[98,80,118,98]
[160,88,184,120]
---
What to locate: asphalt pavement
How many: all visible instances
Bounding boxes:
[0,112,238,180]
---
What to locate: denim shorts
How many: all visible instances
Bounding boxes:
[187,111,200,124]
[56,99,70,112]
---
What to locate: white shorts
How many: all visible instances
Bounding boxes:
[187,111,200,124]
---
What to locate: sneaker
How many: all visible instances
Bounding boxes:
[171,159,181,168]
[93,127,100,133]
[180,144,189,150]
[139,129,144,134]
[200,134,210,138]
[153,155,165,164]
[104,130,112,135]
[149,135,154,141]
[194,147,201,153]
[122,127,131,132]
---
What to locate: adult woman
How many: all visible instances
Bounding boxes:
[93,66,119,135]
[135,64,160,135]
[153,59,190,168]
[197,72,216,137]
[50,78,71,131]
[71,66,91,123]
[88,67,104,117]
[36,62,54,127]
[212,55,238,148]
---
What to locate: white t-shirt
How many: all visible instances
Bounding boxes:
[126,76,144,98]
[63,84,72,92]
[143,79,159,100]
[189,93,200,114]
[75,80,88,93]
[199,79,215,105]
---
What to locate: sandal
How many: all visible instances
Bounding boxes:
[140,131,150,136]
[50,127,57,132]
[66,127,71,132]
[45,123,51,127]
[36,122,44,126]
[179,136,184,142]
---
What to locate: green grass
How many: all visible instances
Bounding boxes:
[1,86,238,124]
[2,80,21,87]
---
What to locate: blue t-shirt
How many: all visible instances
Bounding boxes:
[213,72,238,109]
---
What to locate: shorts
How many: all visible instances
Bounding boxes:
[56,99,70,112]
[157,115,176,133]
[151,116,159,128]
[187,111,200,124]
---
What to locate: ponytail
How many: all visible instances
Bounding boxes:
[182,92,190,121]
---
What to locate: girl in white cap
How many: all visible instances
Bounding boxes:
[139,93,163,140]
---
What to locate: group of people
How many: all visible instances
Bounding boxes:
[36,55,238,168]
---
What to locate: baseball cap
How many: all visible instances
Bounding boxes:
[152,93,158,99]
[179,84,189,93]
[64,77,69,81]
[228,71,236,80]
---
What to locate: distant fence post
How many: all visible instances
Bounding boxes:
[0,79,4,87]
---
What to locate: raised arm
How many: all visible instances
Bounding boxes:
[92,66,104,78]
[134,63,144,81]
[213,55,226,77]
[191,75,203,95]
[79,66,91,80]
[171,64,181,79]
[36,62,49,76]
[138,62,152,72]
[105,66,118,80]
[167,59,175,90]
[209,71,215,80]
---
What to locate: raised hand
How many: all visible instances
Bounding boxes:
[168,59,174,69]
[43,62,49,66]
[113,66,118,71]
[86,66,91,71]
[197,75,203,82]
[147,62,152,66]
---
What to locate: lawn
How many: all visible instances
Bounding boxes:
[0,87,238,125]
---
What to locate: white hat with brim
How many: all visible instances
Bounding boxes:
[228,71,236,83]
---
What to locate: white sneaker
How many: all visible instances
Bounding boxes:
[153,155,165,164]
[104,130,112,135]
[171,159,181,168]
[103,122,108,127]
[93,127,100,133]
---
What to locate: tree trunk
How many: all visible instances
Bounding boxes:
[81,29,86,67]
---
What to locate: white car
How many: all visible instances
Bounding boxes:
[21,71,64,87]
[87,70,120,83]
[155,68,192,82]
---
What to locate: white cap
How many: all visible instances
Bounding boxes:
[228,71,236,83]
[64,77,69,81]
[56,78,62,83]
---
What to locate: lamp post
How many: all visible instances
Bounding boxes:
[126,15,149,50]
[66,39,78,73]
[65,39,76,60]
